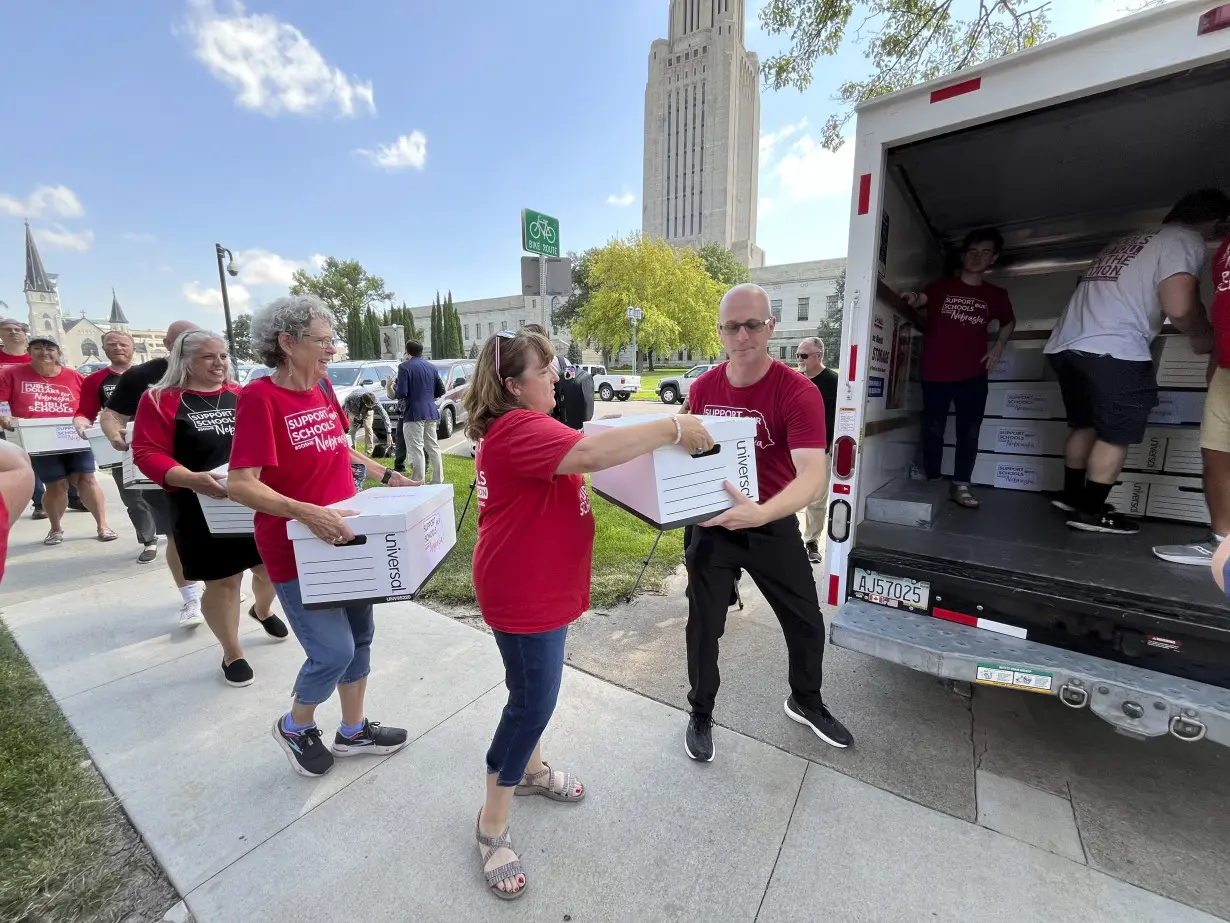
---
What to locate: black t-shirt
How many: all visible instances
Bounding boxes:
[106,358,169,417]
[810,367,838,452]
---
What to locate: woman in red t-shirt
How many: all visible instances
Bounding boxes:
[132,330,289,688]
[226,296,417,780]
[462,329,713,900]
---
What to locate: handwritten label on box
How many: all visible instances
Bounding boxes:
[1003,390,1051,418]
[422,510,446,555]
[994,426,1040,454]
[55,425,87,445]
[994,462,1039,491]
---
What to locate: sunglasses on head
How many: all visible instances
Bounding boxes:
[493,330,515,378]
[718,318,772,335]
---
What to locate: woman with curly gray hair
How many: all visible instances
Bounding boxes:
[227,295,418,778]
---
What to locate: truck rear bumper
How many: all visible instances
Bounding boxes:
[832,600,1230,746]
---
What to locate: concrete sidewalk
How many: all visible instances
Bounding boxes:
[0,486,1221,922]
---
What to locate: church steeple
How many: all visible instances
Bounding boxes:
[22,222,66,346]
[24,221,53,294]
[108,289,129,328]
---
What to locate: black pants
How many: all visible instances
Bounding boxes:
[684,517,826,716]
[922,375,989,485]
[392,411,408,471]
[110,467,157,546]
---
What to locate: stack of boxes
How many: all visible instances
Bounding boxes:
[940,333,1209,524]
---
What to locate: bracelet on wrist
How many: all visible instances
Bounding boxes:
[672,416,683,446]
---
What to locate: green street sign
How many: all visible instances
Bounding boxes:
[522,208,560,258]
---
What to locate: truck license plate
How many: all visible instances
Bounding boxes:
[850,567,930,613]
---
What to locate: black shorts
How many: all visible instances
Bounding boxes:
[1048,350,1158,446]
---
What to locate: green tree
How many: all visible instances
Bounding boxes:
[573,234,722,373]
[817,269,846,368]
[759,0,1052,150]
[567,339,582,365]
[468,341,480,359]
[445,291,463,359]
[696,242,751,288]
[381,301,424,343]
[430,295,441,358]
[551,248,596,331]
[230,313,254,361]
[289,257,393,327]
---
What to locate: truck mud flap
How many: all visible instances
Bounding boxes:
[832,600,1230,746]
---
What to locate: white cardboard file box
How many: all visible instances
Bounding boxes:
[987,340,1047,382]
[1145,474,1209,525]
[1162,429,1202,475]
[584,414,760,529]
[944,417,1067,456]
[940,448,1063,492]
[198,465,255,535]
[121,425,158,490]
[1149,390,1205,425]
[85,425,123,469]
[984,382,1066,420]
[1154,335,1209,388]
[9,417,89,455]
[1122,430,1168,473]
[1108,477,1151,518]
[287,484,456,609]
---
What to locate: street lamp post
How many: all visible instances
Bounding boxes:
[214,243,239,359]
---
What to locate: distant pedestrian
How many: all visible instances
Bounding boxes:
[796,336,837,564]
[395,340,445,484]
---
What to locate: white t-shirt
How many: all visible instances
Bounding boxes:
[1044,225,1207,361]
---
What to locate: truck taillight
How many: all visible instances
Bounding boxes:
[828,499,850,543]
[1199,4,1230,34]
[833,435,857,480]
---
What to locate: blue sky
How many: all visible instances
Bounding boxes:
[0,0,1136,332]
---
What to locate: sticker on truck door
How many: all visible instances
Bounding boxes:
[975,663,1053,693]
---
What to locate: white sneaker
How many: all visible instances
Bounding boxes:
[1152,535,1221,566]
[179,597,204,628]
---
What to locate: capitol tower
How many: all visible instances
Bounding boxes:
[642,0,764,268]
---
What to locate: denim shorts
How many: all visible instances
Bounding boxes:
[486,626,568,786]
[31,449,95,484]
[274,578,376,707]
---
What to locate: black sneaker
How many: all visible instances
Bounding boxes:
[249,605,289,640]
[685,713,714,762]
[31,506,47,521]
[805,540,822,564]
[332,719,409,757]
[137,544,158,564]
[272,717,335,777]
[222,657,254,687]
[1066,505,1139,535]
[68,499,89,512]
[784,695,853,749]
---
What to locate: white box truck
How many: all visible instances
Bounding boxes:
[824,1,1230,746]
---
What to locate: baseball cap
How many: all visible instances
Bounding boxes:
[27,335,61,349]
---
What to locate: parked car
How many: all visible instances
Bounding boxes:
[76,361,108,375]
[657,364,717,404]
[243,366,273,385]
[370,358,475,451]
[592,371,641,402]
[324,360,399,406]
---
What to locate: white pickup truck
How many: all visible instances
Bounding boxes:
[824,0,1230,747]
[579,365,642,402]
[656,364,719,404]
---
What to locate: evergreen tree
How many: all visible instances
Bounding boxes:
[430,294,441,358]
[567,339,582,365]
[447,291,462,358]
[468,341,479,359]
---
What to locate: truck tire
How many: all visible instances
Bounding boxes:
[660,385,678,404]
[598,383,614,401]
[616,392,631,402]
[437,407,455,439]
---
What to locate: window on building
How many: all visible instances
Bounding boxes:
[770,299,782,322]
[463,324,469,340]
[797,297,809,322]
[703,45,708,54]
[518,319,525,329]
[488,322,495,336]
[501,320,508,332]
[826,294,841,314]
[779,346,787,359]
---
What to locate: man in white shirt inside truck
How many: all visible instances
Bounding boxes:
[1044,189,1229,536]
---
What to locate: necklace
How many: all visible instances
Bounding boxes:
[187,387,228,414]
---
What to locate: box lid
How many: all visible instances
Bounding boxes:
[286,484,454,540]
[583,413,757,444]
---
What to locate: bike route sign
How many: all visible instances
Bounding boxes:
[522,208,560,258]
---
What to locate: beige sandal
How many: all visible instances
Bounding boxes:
[515,761,585,802]
[475,810,526,900]
[950,485,980,509]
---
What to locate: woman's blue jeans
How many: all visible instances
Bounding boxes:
[486,626,568,787]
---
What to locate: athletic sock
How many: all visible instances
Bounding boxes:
[339,719,366,739]
[179,583,202,604]
[282,713,315,734]
[1081,480,1113,514]
[1062,466,1086,502]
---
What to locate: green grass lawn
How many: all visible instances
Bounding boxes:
[377,455,684,608]
[0,622,171,922]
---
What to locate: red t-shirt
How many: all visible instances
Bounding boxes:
[1211,235,1230,369]
[472,409,594,634]
[77,367,124,424]
[920,277,1014,382]
[229,376,355,583]
[686,360,827,501]
[0,365,84,418]
[0,352,31,365]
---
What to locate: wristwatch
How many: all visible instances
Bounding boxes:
[381,468,394,485]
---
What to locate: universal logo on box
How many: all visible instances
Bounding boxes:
[736,438,753,497]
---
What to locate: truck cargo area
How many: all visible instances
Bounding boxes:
[837,47,1230,695]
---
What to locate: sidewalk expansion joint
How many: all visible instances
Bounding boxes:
[754,761,808,923]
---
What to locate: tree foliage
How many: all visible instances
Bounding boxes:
[572,234,722,370]
[551,249,596,331]
[817,268,846,367]
[382,301,424,344]
[289,257,393,327]
[759,0,1053,150]
[567,339,583,365]
[230,313,254,361]
[696,243,751,288]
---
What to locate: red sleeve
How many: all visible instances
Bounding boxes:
[131,390,182,487]
[76,369,106,423]
[781,366,828,451]
[500,410,584,481]
[229,383,278,470]
[0,369,12,404]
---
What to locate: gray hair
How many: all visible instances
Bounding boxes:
[251,294,334,367]
[151,329,231,395]
[719,282,770,314]
[798,336,824,356]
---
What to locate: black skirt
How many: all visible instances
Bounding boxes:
[169,490,263,583]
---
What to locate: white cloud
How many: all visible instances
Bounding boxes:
[356,132,427,170]
[606,190,635,207]
[123,231,156,243]
[183,280,252,313]
[310,253,327,270]
[231,248,314,286]
[758,197,777,218]
[35,226,94,252]
[0,185,84,219]
[183,0,376,117]
[759,118,808,162]
[776,134,857,202]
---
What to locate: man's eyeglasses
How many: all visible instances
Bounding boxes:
[718,319,772,335]
[796,352,813,360]
[494,330,515,379]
